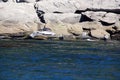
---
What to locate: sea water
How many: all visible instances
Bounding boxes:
[0,40,120,80]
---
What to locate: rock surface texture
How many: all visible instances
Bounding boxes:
[0,0,120,40]
[0,3,39,34]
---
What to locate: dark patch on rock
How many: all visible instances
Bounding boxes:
[111,31,120,40]
[59,35,76,41]
[53,11,63,14]
[75,10,85,14]
[80,14,93,22]
[2,0,8,2]
[86,8,120,14]
[100,21,114,26]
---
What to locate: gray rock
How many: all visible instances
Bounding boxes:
[82,11,106,21]
[61,35,76,41]
[0,3,39,34]
[0,3,39,23]
[35,0,120,13]
[35,0,120,26]
[115,20,120,31]
[111,31,120,40]
[44,13,81,24]
[81,21,103,30]
[100,13,118,24]
[67,23,83,36]
[83,11,118,24]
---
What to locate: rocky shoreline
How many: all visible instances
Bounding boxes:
[0,0,120,41]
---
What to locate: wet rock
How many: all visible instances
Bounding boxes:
[111,32,120,40]
[60,35,76,41]
[9,32,31,39]
[33,35,48,40]
[0,34,11,39]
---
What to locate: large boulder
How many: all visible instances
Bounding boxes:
[82,11,107,21]
[0,21,38,34]
[83,11,118,24]
[45,22,70,36]
[35,0,88,13]
[0,3,39,22]
[0,3,39,34]
[91,0,120,9]
[44,13,81,24]
[67,23,83,36]
[91,29,110,39]
[35,0,120,13]
[80,21,103,30]
[45,23,83,36]
[100,13,118,24]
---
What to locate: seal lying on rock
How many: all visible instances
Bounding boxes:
[30,31,56,40]
[30,31,55,38]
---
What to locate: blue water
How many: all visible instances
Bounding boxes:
[0,40,120,80]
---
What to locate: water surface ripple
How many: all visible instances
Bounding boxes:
[0,40,120,80]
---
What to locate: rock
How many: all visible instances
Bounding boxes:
[44,13,81,24]
[82,11,107,21]
[0,0,8,2]
[92,0,120,9]
[35,0,120,13]
[0,21,38,34]
[9,31,32,39]
[103,25,116,34]
[45,23,83,36]
[67,23,83,36]
[35,0,90,13]
[33,35,48,40]
[83,11,117,24]
[80,21,103,30]
[60,35,76,41]
[45,22,71,35]
[0,0,37,3]
[22,0,36,3]
[0,3,39,22]
[0,3,39,34]
[0,34,11,39]
[115,21,120,31]
[0,0,120,41]
[91,29,110,39]
[100,13,117,24]
[111,31,120,40]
